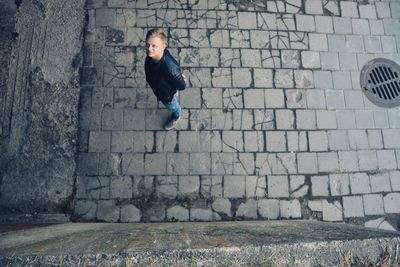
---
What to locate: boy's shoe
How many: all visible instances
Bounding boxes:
[164,115,181,130]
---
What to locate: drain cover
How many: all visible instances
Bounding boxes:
[360,58,400,108]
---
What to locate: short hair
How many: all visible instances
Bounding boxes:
[146,28,167,45]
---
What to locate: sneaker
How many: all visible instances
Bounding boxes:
[163,115,181,130]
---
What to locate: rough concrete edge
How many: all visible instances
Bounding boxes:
[0,214,71,224]
[1,237,399,266]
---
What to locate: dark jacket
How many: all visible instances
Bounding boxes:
[145,49,186,102]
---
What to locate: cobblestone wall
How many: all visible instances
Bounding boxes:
[76,0,400,228]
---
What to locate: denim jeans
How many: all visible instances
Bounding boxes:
[162,93,181,119]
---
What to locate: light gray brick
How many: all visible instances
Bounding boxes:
[344,91,364,109]
[309,33,328,51]
[315,16,333,33]
[367,130,383,149]
[301,51,320,69]
[121,153,144,175]
[317,110,337,129]
[96,9,116,27]
[296,14,315,31]
[330,173,350,196]
[250,31,270,48]
[276,110,295,130]
[348,130,369,149]
[110,176,132,199]
[120,205,141,223]
[306,90,326,109]
[370,173,391,193]
[189,153,211,175]
[363,194,384,215]
[236,199,258,219]
[244,131,264,152]
[144,152,167,175]
[222,131,243,152]
[230,30,250,48]
[281,50,301,68]
[156,176,177,199]
[289,175,308,198]
[328,34,346,52]
[350,173,371,194]
[111,131,133,153]
[376,2,391,18]
[178,176,200,195]
[274,69,294,88]
[258,199,280,219]
[390,171,400,191]
[369,20,384,35]
[297,152,318,174]
[199,48,219,67]
[102,108,123,130]
[124,109,145,130]
[268,175,289,198]
[365,218,396,231]
[212,199,231,216]
[343,196,364,218]
[377,150,397,170]
[179,131,200,152]
[322,200,343,222]
[333,17,352,34]
[295,70,314,89]
[89,131,111,152]
[224,176,245,198]
[383,19,400,35]
[167,206,189,221]
[246,175,266,197]
[328,130,349,150]
[296,110,316,129]
[243,89,264,108]
[309,131,329,152]
[238,12,257,29]
[232,68,252,87]
[287,131,308,152]
[388,110,400,128]
[364,36,382,53]
[355,110,374,129]
[210,30,230,47]
[97,200,120,222]
[382,129,400,149]
[266,131,286,152]
[340,1,359,17]
[286,89,307,109]
[339,53,358,71]
[333,71,352,89]
[321,52,339,70]
[254,68,273,88]
[265,89,285,108]
[212,68,232,87]
[241,49,262,67]
[358,150,378,171]
[305,0,323,14]
[202,88,222,108]
[76,176,110,199]
[338,151,359,172]
[359,4,377,19]
[318,152,339,172]
[381,36,397,53]
[384,193,400,213]
[345,35,364,52]
[314,71,333,88]
[280,199,301,219]
[311,175,329,196]
[352,19,370,35]
[167,153,189,175]
[190,208,213,221]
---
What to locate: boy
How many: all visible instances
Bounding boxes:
[144,28,186,130]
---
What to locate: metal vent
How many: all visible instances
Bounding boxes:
[360,58,400,108]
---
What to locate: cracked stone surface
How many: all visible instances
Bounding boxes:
[75,0,400,231]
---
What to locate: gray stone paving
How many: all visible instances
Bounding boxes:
[76,0,400,230]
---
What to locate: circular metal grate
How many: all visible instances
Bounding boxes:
[360,58,400,108]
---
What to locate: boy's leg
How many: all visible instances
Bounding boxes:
[162,93,181,129]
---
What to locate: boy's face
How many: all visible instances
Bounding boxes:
[146,36,166,62]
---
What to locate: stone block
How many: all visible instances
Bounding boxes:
[336,110,356,129]
[382,129,400,149]
[265,89,285,108]
[244,131,264,152]
[340,1,359,17]
[369,20,384,35]
[309,33,328,51]
[333,17,352,34]
[328,130,348,150]
[328,35,346,52]
[190,208,213,221]
[254,68,273,88]
[359,5,377,19]
[358,150,378,171]
[121,205,141,222]
[377,150,397,170]
[111,131,133,153]
[355,110,374,128]
[301,51,320,68]
[102,108,123,130]
[306,90,326,109]
[376,2,391,18]
[338,151,359,172]
[320,52,339,70]
[232,68,252,88]
[349,173,371,194]
[315,16,333,33]
[268,175,289,198]
[316,110,337,129]
[314,71,333,88]
[124,109,145,130]
[363,194,384,215]
[250,30,270,48]
[322,200,343,222]
[281,50,301,68]
[266,131,286,152]
[346,35,364,52]
[230,30,250,48]
[222,131,243,152]
[224,176,245,198]
[333,71,352,89]
[383,19,400,35]
[156,176,178,199]
[241,49,262,67]
[370,173,391,193]
[294,70,314,89]
[290,175,308,198]
[329,174,350,196]
[236,199,258,219]
[318,152,339,173]
[326,90,345,109]
[110,176,132,199]
[296,14,315,31]
[297,153,318,174]
[201,176,223,198]
[305,0,323,14]
[352,19,370,35]
[344,91,364,109]
[167,153,189,175]
[145,153,167,175]
[296,110,316,129]
[365,217,397,231]
[189,153,211,175]
[212,199,232,216]
[348,130,369,149]
[258,199,280,219]
[390,171,400,191]
[384,193,400,213]
[179,131,200,152]
[280,200,301,219]
[89,131,111,153]
[343,196,364,218]
[309,131,328,151]
[178,176,200,195]
[75,200,97,220]
[274,69,294,88]
[167,206,189,221]
[243,89,264,108]
[276,110,295,130]
[202,88,222,108]
[364,36,382,53]
[97,200,120,222]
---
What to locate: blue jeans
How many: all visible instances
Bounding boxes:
[162,94,181,119]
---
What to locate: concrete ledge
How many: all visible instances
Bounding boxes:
[1,220,400,266]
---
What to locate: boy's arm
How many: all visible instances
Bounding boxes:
[167,64,186,91]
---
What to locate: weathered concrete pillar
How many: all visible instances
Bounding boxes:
[0,0,86,214]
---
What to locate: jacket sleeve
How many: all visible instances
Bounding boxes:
[166,64,186,91]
